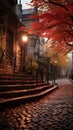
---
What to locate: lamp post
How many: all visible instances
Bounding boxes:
[20,34,28,74]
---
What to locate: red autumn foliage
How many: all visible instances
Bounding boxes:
[30,0,73,54]
[18,25,32,34]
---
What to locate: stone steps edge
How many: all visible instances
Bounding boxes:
[0,84,53,98]
[0,83,50,92]
[0,85,58,107]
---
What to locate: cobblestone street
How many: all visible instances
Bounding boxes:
[0,0,73,130]
[0,81,73,130]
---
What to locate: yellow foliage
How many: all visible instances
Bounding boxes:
[50,53,68,68]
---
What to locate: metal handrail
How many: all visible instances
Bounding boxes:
[0,50,5,63]
[0,47,22,73]
[5,51,14,61]
[4,50,16,73]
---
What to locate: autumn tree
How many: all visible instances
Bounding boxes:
[30,0,73,54]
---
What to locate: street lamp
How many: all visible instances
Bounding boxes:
[22,35,28,43]
[20,34,28,74]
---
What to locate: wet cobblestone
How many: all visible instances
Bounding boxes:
[0,84,73,130]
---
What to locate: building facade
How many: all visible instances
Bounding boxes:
[0,0,20,73]
[18,2,39,58]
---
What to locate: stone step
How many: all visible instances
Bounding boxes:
[0,74,59,107]
[0,82,48,92]
[0,84,52,99]
[0,75,36,80]
[0,80,41,86]
[0,73,30,76]
[0,74,36,79]
[0,74,39,85]
[0,85,58,107]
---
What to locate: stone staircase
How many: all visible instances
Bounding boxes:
[0,74,58,107]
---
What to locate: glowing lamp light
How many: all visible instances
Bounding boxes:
[54,61,57,64]
[22,35,28,42]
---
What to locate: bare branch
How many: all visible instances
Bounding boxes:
[66,43,73,46]
[49,0,68,11]
[66,30,73,36]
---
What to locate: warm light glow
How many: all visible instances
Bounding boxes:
[22,35,28,42]
[55,61,57,64]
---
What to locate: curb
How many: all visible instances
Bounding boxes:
[69,78,73,83]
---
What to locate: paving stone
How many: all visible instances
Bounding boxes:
[0,84,73,130]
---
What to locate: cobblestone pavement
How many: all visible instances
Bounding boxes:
[0,84,73,130]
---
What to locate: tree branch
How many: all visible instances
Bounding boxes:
[48,0,68,11]
[66,43,73,46]
[66,30,73,36]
